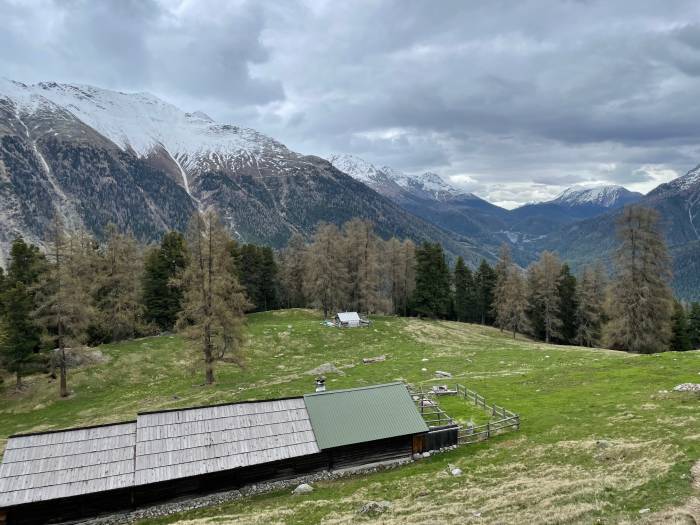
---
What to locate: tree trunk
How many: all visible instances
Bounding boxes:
[204,322,214,384]
[15,368,21,390]
[59,346,68,397]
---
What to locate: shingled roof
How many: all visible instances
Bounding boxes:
[0,422,136,508]
[134,398,320,485]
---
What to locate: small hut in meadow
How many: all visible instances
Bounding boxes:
[333,312,368,328]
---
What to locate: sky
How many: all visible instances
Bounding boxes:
[3,0,700,208]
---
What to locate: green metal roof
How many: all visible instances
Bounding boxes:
[303,382,428,450]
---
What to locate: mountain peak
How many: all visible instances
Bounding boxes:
[552,185,642,208]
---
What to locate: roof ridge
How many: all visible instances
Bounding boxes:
[137,395,305,416]
[304,381,405,397]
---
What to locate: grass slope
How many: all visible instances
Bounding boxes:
[1,310,699,524]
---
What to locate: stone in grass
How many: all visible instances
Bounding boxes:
[422,451,431,458]
[435,370,452,378]
[292,483,313,495]
[638,508,651,514]
[358,501,392,516]
[448,463,462,477]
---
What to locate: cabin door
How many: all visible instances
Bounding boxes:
[412,435,424,454]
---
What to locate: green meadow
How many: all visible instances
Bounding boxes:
[1,309,698,524]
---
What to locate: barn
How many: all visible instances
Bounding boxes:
[0,383,430,524]
[333,312,368,328]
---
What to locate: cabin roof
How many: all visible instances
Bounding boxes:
[134,397,320,485]
[336,312,361,322]
[304,382,428,449]
[0,422,136,508]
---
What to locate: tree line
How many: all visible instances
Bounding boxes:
[1,206,698,397]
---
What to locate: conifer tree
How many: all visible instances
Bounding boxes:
[279,233,307,308]
[95,225,146,341]
[474,259,496,325]
[557,264,578,344]
[453,257,472,322]
[411,243,451,318]
[527,251,562,343]
[0,238,44,389]
[499,266,529,338]
[343,219,381,314]
[304,223,348,318]
[493,245,514,331]
[34,220,95,397]
[176,211,250,384]
[604,206,673,353]
[142,232,187,330]
[670,301,691,351]
[575,264,606,347]
[689,302,700,349]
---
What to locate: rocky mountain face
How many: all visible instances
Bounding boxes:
[0,80,489,266]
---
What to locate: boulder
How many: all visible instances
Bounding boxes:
[358,501,392,516]
[672,383,700,393]
[362,355,386,364]
[305,363,344,376]
[292,483,313,495]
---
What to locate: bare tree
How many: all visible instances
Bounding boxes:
[527,251,563,343]
[176,211,250,384]
[575,264,606,347]
[603,206,673,353]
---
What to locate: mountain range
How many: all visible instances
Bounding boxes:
[1,79,699,299]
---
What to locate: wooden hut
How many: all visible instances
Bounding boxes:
[0,383,430,524]
[334,312,368,328]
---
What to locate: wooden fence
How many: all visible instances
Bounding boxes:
[411,387,455,428]
[455,383,520,445]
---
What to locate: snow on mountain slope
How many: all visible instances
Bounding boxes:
[551,185,642,208]
[329,153,476,202]
[0,79,292,196]
[649,165,700,195]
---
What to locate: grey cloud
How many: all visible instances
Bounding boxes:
[3,0,700,204]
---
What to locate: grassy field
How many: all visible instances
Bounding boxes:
[1,309,699,524]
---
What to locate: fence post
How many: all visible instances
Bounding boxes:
[487,422,490,438]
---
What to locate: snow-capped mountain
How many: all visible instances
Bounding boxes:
[552,185,642,209]
[329,153,478,202]
[0,79,488,265]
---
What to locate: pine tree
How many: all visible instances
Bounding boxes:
[0,238,44,389]
[575,264,607,347]
[176,211,250,384]
[94,225,146,341]
[474,259,496,325]
[689,302,700,349]
[453,257,471,322]
[34,220,96,397]
[411,243,451,318]
[670,301,691,351]
[527,251,562,343]
[604,206,673,354]
[142,232,187,331]
[278,233,307,308]
[557,264,578,344]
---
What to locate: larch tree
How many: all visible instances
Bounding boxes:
[176,211,250,385]
[142,231,187,331]
[278,233,307,309]
[527,251,562,343]
[304,223,348,318]
[499,266,529,338]
[34,219,95,397]
[343,219,381,314]
[603,206,673,354]
[95,225,146,341]
[575,264,607,347]
[493,244,514,331]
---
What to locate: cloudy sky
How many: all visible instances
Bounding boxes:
[3,0,700,207]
